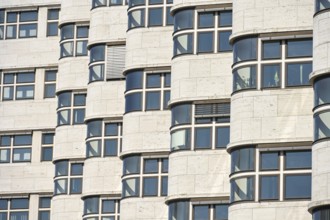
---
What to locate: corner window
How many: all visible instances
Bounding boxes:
[60,24,89,58]
[47,9,59,36]
[0,134,32,163]
[230,176,255,202]
[44,70,57,98]
[83,196,120,220]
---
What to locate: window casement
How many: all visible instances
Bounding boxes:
[127,0,173,30]
[1,71,35,101]
[0,198,29,219]
[54,160,83,195]
[232,37,313,93]
[92,0,127,8]
[57,91,86,126]
[60,23,89,58]
[0,134,32,163]
[173,9,232,57]
[89,44,126,83]
[41,133,54,162]
[0,9,38,40]
[38,196,51,220]
[122,155,168,198]
[229,146,312,203]
[47,8,59,37]
[83,196,120,220]
[170,102,230,151]
[315,0,330,13]
[44,69,57,98]
[86,120,123,158]
[125,70,171,113]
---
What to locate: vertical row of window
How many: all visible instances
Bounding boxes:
[92,0,127,8]
[47,9,60,37]
[170,103,230,151]
[125,70,171,113]
[86,120,122,158]
[232,37,313,92]
[54,161,83,195]
[60,24,89,58]
[38,197,51,220]
[57,91,86,126]
[230,147,312,202]
[122,155,168,198]
[173,9,232,56]
[41,133,54,162]
[83,197,120,220]
[0,10,38,40]
[127,0,173,29]
[0,198,29,219]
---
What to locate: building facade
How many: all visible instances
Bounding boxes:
[0,0,328,220]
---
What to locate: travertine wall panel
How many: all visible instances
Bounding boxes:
[59,0,90,24]
[51,196,83,220]
[1,0,60,7]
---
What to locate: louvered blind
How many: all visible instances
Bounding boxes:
[106,45,126,80]
[195,103,230,117]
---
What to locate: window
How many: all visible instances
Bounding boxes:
[314,76,330,107]
[313,206,330,220]
[47,9,59,36]
[0,198,29,219]
[44,70,57,98]
[232,37,313,92]
[125,70,171,113]
[127,0,173,29]
[314,111,330,141]
[89,44,126,82]
[1,71,35,101]
[0,10,38,40]
[60,24,89,58]
[41,133,54,161]
[92,0,127,8]
[173,10,232,56]
[38,197,51,220]
[57,91,86,126]
[230,148,311,203]
[171,103,230,151]
[86,120,122,158]
[0,134,32,163]
[168,201,189,220]
[83,196,120,220]
[122,155,168,198]
[315,0,330,12]
[54,160,83,195]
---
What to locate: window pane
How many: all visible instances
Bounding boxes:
[104,139,118,156]
[58,92,71,107]
[16,85,34,99]
[20,11,38,21]
[122,178,140,197]
[316,0,330,12]
[144,159,158,173]
[73,109,85,124]
[219,11,232,27]
[166,7,173,25]
[0,200,7,210]
[262,64,280,88]
[171,128,191,151]
[41,147,53,161]
[90,45,105,62]
[61,24,74,40]
[314,111,330,140]
[231,176,254,202]
[77,26,89,38]
[44,84,56,98]
[3,86,14,100]
[87,120,102,138]
[0,136,10,146]
[162,158,168,173]
[198,32,213,53]
[14,135,32,145]
[285,151,311,169]
[313,207,330,220]
[93,0,107,8]
[171,104,192,125]
[125,93,142,112]
[11,199,29,209]
[39,211,50,220]
[71,163,83,175]
[149,0,162,4]
[260,176,279,200]
[105,123,119,136]
[198,12,214,28]
[129,0,145,7]
[231,148,255,173]
[0,149,10,163]
[0,26,3,40]
[60,42,73,57]
[0,10,4,23]
[86,140,101,157]
[216,126,229,148]
[84,197,99,214]
[149,8,163,26]
[74,94,86,106]
[233,37,257,63]
[164,91,170,110]
[126,71,143,90]
[287,39,312,58]
[45,70,57,81]
[233,65,257,92]
[260,152,278,170]
[195,127,211,149]
[128,9,145,29]
[6,25,17,39]
[161,176,168,196]
[4,74,14,84]
[284,174,311,199]
[57,110,71,125]
[143,177,158,196]
[174,34,193,55]
[146,91,160,110]
[214,204,228,220]
[146,74,161,88]
[10,212,28,220]
[123,156,140,175]
[89,64,104,82]
[55,161,68,176]
[314,76,330,106]
[19,24,37,38]
[193,205,209,220]
[48,9,59,20]
[110,0,123,5]
[7,12,17,23]
[76,41,88,56]
[70,178,83,194]
[54,179,68,194]
[174,10,193,31]
[218,31,232,52]
[39,197,51,208]
[262,41,281,59]
[169,201,189,220]
[13,148,31,162]
[102,200,115,213]
[286,62,312,86]
[47,22,58,36]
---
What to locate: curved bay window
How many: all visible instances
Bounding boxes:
[125,70,171,113]
[315,0,330,13]
[314,76,330,107]
[60,23,89,58]
[86,119,122,158]
[232,37,312,93]
[127,0,173,30]
[314,111,330,141]
[122,155,168,198]
[313,206,330,220]
[173,9,232,57]
[170,102,230,151]
[230,147,311,203]
[83,196,120,220]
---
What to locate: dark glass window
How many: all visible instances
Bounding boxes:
[214,204,228,220]
[41,147,53,161]
[169,201,189,220]
[260,175,279,200]
[71,163,83,175]
[161,176,168,196]
[126,71,143,90]
[146,74,161,88]
[74,94,86,106]
[92,0,107,8]
[77,26,89,38]
[48,9,59,20]
[262,41,281,59]
[143,177,158,196]
[87,120,102,138]
[198,12,214,28]
[90,45,105,63]
[316,0,330,12]
[70,178,83,193]
[231,148,255,173]
[216,127,229,148]
[19,24,37,38]
[102,200,115,213]
[233,65,257,92]
[315,111,330,140]
[219,11,232,27]
[125,93,142,112]
[231,176,254,202]
[144,159,158,173]
[218,31,232,52]
[55,160,68,176]
[260,152,278,170]
[166,7,173,25]
[313,207,330,220]
[162,158,168,173]
[122,178,140,197]
[73,109,85,124]
[314,76,330,107]
[284,174,311,199]
[39,197,51,208]
[197,32,213,53]
[233,37,257,63]
[11,199,29,209]
[89,64,104,82]
[20,11,37,22]
[171,104,192,125]
[193,205,209,220]
[84,197,99,214]
[262,64,281,88]
[146,91,160,110]
[287,39,312,58]
[58,92,71,107]
[173,33,193,55]
[174,10,194,31]
[285,151,311,169]
[129,0,145,7]
[149,8,163,26]
[195,127,211,149]
[171,128,191,151]
[61,24,74,40]
[104,139,118,156]
[42,133,55,145]
[286,62,312,86]
[149,0,163,4]
[128,9,145,29]
[105,123,119,136]
[13,135,32,145]
[123,156,140,175]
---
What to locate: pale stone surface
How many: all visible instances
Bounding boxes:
[51,196,83,220]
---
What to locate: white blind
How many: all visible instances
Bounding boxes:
[106,45,126,80]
